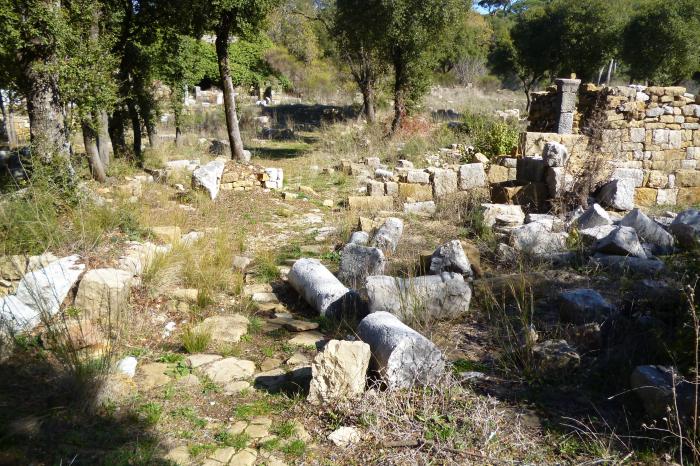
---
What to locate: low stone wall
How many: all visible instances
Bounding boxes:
[525,84,700,207]
[221,162,283,191]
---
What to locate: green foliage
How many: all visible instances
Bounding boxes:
[181,326,212,353]
[215,430,250,449]
[137,402,163,425]
[458,111,519,157]
[435,11,492,75]
[622,0,700,85]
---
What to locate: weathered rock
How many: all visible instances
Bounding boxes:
[288,330,326,347]
[516,157,546,182]
[307,339,371,404]
[192,159,226,200]
[510,222,568,256]
[196,314,249,344]
[163,446,191,465]
[357,311,444,389]
[545,167,573,197]
[406,170,430,184]
[347,196,393,211]
[1,255,85,333]
[532,340,580,373]
[458,163,487,190]
[479,204,525,228]
[232,256,252,272]
[260,358,282,372]
[597,179,635,211]
[431,168,458,197]
[559,289,616,324]
[429,240,472,277]
[138,362,171,390]
[27,253,59,272]
[117,241,171,277]
[365,273,471,322]
[630,365,695,420]
[575,203,612,230]
[337,243,386,289]
[328,426,361,447]
[403,201,436,215]
[288,259,354,317]
[542,141,569,167]
[579,225,618,244]
[589,255,665,275]
[619,208,674,253]
[349,231,370,245]
[117,356,138,377]
[669,209,700,249]
[74,268,133,320]
[286,352,310,366]
[0,256,26,280]
[186,353,222,368]
[254,368,288,392]
[370,217,404,254]
[593,226,647,258]
[201,357,255,384]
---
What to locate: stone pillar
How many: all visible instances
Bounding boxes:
[555,78,581,134]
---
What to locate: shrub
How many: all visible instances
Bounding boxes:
[181,326,212,353]
[458,111,519,158]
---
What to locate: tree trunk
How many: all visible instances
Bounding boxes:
[97,110,111,168]
[5,92,18,147]
[216,15,246,162]
[391,57,407,134]
[127,98,142,164]
[108,109,128,157]
[147,122,159,148]
[0,91,11,147]
[82,121,106,182]
[25,67,70,161]
[360,83,376,123]
[605,59,614,85]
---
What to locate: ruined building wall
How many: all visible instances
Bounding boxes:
[524,83,700,206]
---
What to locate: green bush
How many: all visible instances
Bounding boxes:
[458,111,519,158]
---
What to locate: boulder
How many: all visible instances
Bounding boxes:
[593,226,647,258]
[619,208,674,254]
[307,340,371,404]
[510,222,568,256]
[337,243,386,289]
[669,209,700,249]
[597,179,635,211]
[74,268,133,320]
[370,217,404,254]
[533,340,580,373]
[575,204,612,230]
[458,163,487,190]
[288,259,353,317]
[479,203,525,228]
[1,255,85,332]
[192,159,226,200]
[542,141,569,167]
[429,240,472,277]
[365,273,471,322]
[558,289,616,324]
[630,365,695,420]
[357,311,444,389]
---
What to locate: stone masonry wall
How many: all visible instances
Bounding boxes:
[525,84,700,207]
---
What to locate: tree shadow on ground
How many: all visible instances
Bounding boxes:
[0,345,171,465]
[248,146,310,160]
[261,104,358,128]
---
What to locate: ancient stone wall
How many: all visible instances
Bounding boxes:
[525,84,700,206]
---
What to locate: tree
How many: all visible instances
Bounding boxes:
[373,0,462,132]
[187,0,279,162]
[435,10,492,78]
[334,0,389,123]
[622,0,700,85]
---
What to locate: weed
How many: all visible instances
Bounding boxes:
[188,443,217,458]
[261,346,275,358]
[215,430,250,449]
[451,359,488,374]
[171,406,207,428]
[248,317,264,335]
[234,398,276,419]
[280,439,306,457]
[138,402,163,425]
[200,375,222,395]
[157,353,185,364]
[255,250,280,283]
[181,326,212,353]
[273,420,297,439]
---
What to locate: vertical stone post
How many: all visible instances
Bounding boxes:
[555,78,581,134]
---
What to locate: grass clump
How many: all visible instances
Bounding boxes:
[215,430,250,449]
[137,402,163,425]
[254,250,280,283]
[181,325,212,353]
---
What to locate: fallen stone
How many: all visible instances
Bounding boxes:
[593,226,647,258]
[260,358,282,372]
[172,288,198,302]
[186,353,222,368]
[192,159,225,200]
[27,253,59,272]
[357,311,444,389]
[349,231,370,245]
[404,201,436,215]
[669,209,700,249]
[308,339,371,404]
[619,208,674,253]
[328,426,361,447]
[597,179,635,211]
[575,204,612,230]
[282,319,319,332]
[630,365,695,420]
[545,167,573,197]
[138,362,171,391]
[370,217,404,254]
[286,352,310,366]
[254,368,288,392]
[0,256,26,280]
[510,222,568,256]
[163,446,190,465]
[480,204,525,228]
[232,256,252,272]
[288,259,354,317]
[533,340,580,373]
[196,314,249,344]
[116,356,138,378]
[589,254,665,275]
[3,255,85,332]
[201,357,255,384]
[252,292,279,304]
[406,170,430,184]
[542,141,569,167]
[117,241,171,277]
[559,289,616,324]
[429,240,472,277]
[366,273,471,322]
[348,196,393,211]
[288,331,326,347]
[458,163,487,190]
[337,243,386,289]
[431,168,458,197]
[579,225,618,244]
